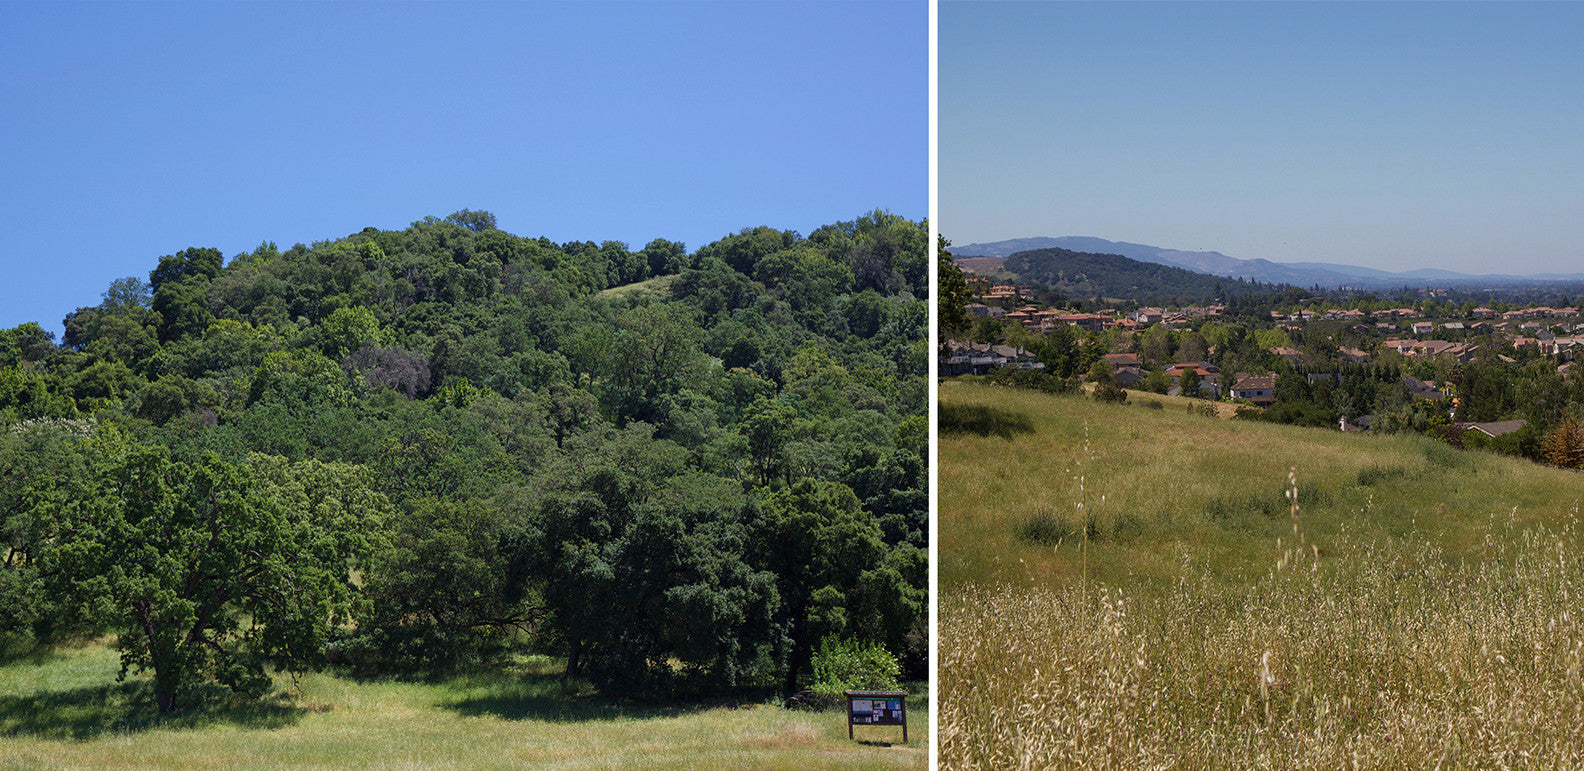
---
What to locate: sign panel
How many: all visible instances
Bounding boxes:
[844,690,908,742]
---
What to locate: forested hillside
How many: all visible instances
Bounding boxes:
[0,209,927,711]
[1003,246,1284,304]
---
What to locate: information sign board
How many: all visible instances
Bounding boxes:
[844,690,907,742]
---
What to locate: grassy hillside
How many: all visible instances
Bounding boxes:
[0,643,927,769]
[939,380,1584,767]
[597,272,678,298]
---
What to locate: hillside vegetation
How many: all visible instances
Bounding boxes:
[939,379,1584,767]
[0,207,927,763]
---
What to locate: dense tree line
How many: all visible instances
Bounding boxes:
[1,209,927,711]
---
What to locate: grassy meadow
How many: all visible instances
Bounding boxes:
[0,643,926,770]
[939,379,1584,767]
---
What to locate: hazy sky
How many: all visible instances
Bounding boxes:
[2,1,925,334]
[941,1,1584,275]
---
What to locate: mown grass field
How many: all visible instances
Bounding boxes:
[939,379,1584,767]
[0,643,926,769]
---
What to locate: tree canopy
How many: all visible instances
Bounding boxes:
[0,208,928,708]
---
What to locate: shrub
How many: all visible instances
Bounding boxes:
[987,366,1077,395]
[805,636,901,707]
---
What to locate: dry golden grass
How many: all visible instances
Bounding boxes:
[939,380,1584,767]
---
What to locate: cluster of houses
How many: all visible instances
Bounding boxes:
[939,340,1045,376]
[965,303,1225,334]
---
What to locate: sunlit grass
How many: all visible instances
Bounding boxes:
[0,644,927,769]
[939,379,1584,767]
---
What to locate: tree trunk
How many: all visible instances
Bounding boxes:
[565,638,583,677]
[783,628,813,697]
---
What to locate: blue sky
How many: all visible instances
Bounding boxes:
[942,1,1584,276]
[2,1,926,335]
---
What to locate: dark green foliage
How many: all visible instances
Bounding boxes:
[0,422,98,650]
[1089,360,1128,404]
[1234,401,1338,428]
[986,366,1078,394]
[37,439,381,712]
[6,211,926,707]
[339,498,530,674]
[748,478,897,695]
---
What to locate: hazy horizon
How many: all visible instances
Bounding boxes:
[942,2,1584,277]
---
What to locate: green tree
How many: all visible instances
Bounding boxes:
[741,396,795,486]
[42,441,379,712]
[445,209,498,232]
[1089,359,1128,404]
[1178,367,1202,399]
[937,236,971,341]
[605,303,706,424]
[320,305,384,360]
[748,479,888,695]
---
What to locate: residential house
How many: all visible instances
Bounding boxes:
[1338,346,1371,365]
[1132,307,1164,325]
[1165,362,1220,397]
[1461,420,1528,439]
[1230,374,1278,407]
[1054,312,1112,332]
[1270,346,1304,365]
[1403,377,1445,400]
[1113,366,1147,388]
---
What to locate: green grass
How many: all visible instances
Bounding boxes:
[0,642,927,769]
[939,379,1584,767]
[598,274,678,299]
[939,380,1580,590]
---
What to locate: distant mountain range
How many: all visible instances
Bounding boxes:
[953,236,1584,289]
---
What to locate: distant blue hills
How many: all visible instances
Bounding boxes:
[953,236,1584,290]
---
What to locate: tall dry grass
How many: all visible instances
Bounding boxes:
[939,381,1584,768]
[942,514,1584,768]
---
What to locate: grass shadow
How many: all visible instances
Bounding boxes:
[0,679,304,740]
[443,671,747,723]
[940,404,1035,439]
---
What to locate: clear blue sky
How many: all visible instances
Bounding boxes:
[942,1,1584,276]
[2,1,926,335]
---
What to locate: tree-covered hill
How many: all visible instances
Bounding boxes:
[1002,246,1285,304]
[0,208,927,710]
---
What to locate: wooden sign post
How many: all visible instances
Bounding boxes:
[844,690,907,743]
